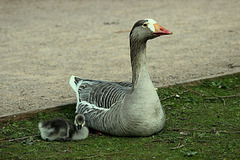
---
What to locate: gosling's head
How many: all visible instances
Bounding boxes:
[74,114,86,130]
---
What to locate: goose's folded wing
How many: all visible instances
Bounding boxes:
[70,76,132,109]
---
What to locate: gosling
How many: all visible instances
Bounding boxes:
[38,114,89,141]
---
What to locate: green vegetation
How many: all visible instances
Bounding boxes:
[1,74,240,159]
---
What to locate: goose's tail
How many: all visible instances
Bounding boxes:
[69,75,83,92]
[69,75,84,112]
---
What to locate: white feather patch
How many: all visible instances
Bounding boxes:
[77,101,109,114]
[145,18,157,32]
[69,76,83,112]
[69,75,78,92]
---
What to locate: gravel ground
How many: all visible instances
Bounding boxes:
[0,0,239,116]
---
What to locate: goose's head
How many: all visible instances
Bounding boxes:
[74,114,86,130]
[130,19,172,42]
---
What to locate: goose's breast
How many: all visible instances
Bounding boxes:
[121,100,165,136]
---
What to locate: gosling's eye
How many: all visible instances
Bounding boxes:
[142,23,148,27]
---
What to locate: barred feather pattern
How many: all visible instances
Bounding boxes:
[75,101,124,135]
[70,76,134,136]
[74,77,132,109]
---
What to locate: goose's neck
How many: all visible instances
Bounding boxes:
[130,39,148,89]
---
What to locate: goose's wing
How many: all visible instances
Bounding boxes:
[69,76,132,109]
[114,81,132,88]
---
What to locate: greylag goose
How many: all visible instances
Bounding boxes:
[69,19,172,136]
[38,114,89,141]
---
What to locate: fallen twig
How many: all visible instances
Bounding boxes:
[226,84,240,90]
[181,86,206,96]
[167,128,199,131]
[221,98,226,106]
[205,95,240,107]
[4,152,22,159]
[217,121,239,128]
[167,128,240,134]
[0,135,40,142]
[78,151,123,159]
[171,143,185,150]
[205,95,240,100]
[180,85,239,106]
[161,90,189,101]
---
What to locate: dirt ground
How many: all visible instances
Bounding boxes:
[0,0,239,116]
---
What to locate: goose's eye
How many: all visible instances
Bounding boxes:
[142,23,148,28]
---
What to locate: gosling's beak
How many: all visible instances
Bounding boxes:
[77,124,82,130]
[153,23,172,36]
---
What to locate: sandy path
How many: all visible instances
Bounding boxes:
[0,0,239,116]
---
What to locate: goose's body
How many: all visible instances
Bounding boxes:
[38,114,89,141]
[70,19,172,136]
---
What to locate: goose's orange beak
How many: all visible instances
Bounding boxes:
[153,23,172,36]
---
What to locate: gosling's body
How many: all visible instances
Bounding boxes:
[38,114,89,141]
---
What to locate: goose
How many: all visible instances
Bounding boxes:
[69,18,172,136]
[38,114,89,141]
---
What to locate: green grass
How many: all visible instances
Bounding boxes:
[1,74,240,159]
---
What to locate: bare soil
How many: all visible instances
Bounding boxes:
[0,0,239,116]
